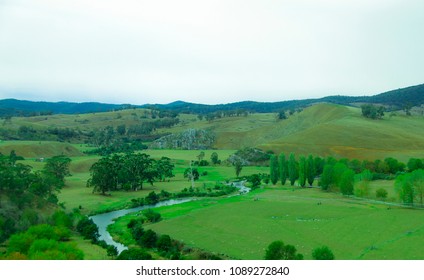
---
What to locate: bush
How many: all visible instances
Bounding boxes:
[117,248,153,260]
[264,240,303,260]
[312,246,335,260]
[142,209,161,223]
[156,234,172,252]
[139,229,157,248]
[376,188,388,200]
[76,217,99,242]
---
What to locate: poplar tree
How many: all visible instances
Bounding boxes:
[278,153,287,185]
[288,153,298,186]
[307,155,315,186]
[270,154,279,185]
[298,156,306,187]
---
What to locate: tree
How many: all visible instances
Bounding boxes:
[43,155,71,188]
[407,158,423,172]
[183,167,200,181]
[320,164,333,191]
[312,246,335,260]
[354,169,372,198]
[264,240,303,260]
[87,157,114,195]
[156,234,172,252]
[339,168,354,195]
[278,153,287,185]
[197,151,205,161]
[396,169,424,205]
[233,157,244,178]
[210,152,220,165]
[288,153,298,186]
[277,111,287,120]
[156,157,174,181]
[298,156,306,187]
[306,155,315,186]
[269,155,279,185]
[361,104,384,119]
[395,174,414,205]
[140,229,158,248]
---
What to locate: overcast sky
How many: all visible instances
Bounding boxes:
[0,0,423,105]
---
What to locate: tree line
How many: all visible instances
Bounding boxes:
[269,153,424,205]
[87,153,175,195]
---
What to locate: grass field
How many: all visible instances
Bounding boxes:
[111,187,424,260]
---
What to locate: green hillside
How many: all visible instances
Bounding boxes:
[155,103,424,160]
[2,103,424,160]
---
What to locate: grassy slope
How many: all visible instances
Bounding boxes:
[139,187,424,260]
[4,103,424,160]
[158,103,424,161]
[0,141,84,158]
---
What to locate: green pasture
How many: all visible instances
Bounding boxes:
[57,149,256,214]
[0,140,84,158]
[113,187,424,260]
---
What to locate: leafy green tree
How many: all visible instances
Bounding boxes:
[183,167,200,181]
[288,153,298,186]
[123,153,157,190]
[140,229,158,248]
[396,169,424,205]
[361,104,384,119]
[156,234,172,252]
[306,155,315,186]
[407,158,423,172]
[233,158,244,178]
[384,157,405,174]
[210,152,220,165]
[264,240,303,260]
[76,217,99,242]
[395,174,414,205]
[247,174,262,190]
[142,209,161,223]
[313,156,325,176]
[354,169,372,197]
[43,155,71,188]
[340,169,354,195]
[320,164,333,191]
[156,157,174,181]
[197,151,205,161]
[278,153,287,185]
[87,157,115,195]
[269,155,279,185]
[298,156,306,187]
[312,246,335,260]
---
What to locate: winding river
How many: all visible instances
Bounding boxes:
[90,181,249,254]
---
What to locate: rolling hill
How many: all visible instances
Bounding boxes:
[1,83,424,116]
[155,103,424,161]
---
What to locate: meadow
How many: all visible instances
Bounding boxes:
[111,186,424,260]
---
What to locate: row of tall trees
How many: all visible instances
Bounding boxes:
[270,152,424,205]
[87,153,174,194]
[269,153,319,187]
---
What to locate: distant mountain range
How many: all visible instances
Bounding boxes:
[1,83,423,117]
